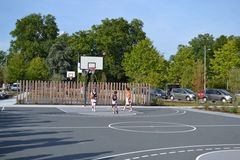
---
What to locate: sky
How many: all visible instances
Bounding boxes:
[1,0,240,60]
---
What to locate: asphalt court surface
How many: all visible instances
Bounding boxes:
[1,105,240,160]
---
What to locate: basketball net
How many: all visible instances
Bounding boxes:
[89,67,96,74]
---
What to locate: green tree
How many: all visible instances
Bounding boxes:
[70,18,146,82]
[228,68,240,94]
[213,35,228,51]
[0,50,7,66]
[167,46,195,88]
[210,39,240,88]
[93,18,146,82]
[189,33,214,60]
[192,60,204,93]
[25,57,49,80]
[122,39,166,87]
[0,50,7,84]
[10,13,59,61]
[6,53,26,83]
[47,41,72,80]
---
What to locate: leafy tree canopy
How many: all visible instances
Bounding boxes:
[210,38,240,82]
[0,50,7,66]
[26,57,49,80]
[47,41,72,80]
[188,33,214,60]
[167,46,195,88]
[10,13,59,61]
[122,39,167,87]
[6,53,26,83]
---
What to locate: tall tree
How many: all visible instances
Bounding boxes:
[122,39,166,87]
[228,68,240,94]
[0,50,7,66]
[210,39,240,88]
[189,33,214,61]
[71,18,146,82]
[213,35,228,51]
[10,13,59,61]
[167,46,195,88]
[6,53,26,83]
[47,41,72,80]
[25,57,49,80]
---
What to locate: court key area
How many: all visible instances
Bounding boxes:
[1,105,240,160]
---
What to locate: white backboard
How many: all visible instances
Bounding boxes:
[80,56,103,70]
[67,71,75,78]
[77,62,82,73]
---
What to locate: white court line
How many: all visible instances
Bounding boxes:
[196,149,240,160]
[116,125,193,128]
[195,124,240,127]
[108,121,197,134]
[94,144,240,160]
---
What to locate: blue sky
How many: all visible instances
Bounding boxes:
[1,0,240,59]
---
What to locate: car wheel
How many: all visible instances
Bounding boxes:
[221,98,227,103]
[186,96,190,101]
[170,95,174,100]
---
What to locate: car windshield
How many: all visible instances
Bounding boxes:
[219,89,231,95]
[155,89,164,93]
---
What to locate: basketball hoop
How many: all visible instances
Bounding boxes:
[89,67,96,74]
[66,71,75,80]
[88,62,96,74]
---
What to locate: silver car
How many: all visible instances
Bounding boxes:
[170,88,196,101]
[203,89,232,103]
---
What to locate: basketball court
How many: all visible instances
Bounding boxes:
[1,102,240,160]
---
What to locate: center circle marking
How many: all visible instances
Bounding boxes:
[108,121,196,133]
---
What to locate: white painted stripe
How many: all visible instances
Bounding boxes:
[159,152,167,155]
[195,124,240,127]
[215,148,221,150]
[223,147,231,149]
[187,149,194,152]
[196,150,240,160]
[169,151,176,154]
[141,155,149,158]
[95,144,240,160]
[117,125,192,128]
[205,148,213,150]
[196,148,204,151]
[108,121,197,134]
[132,156,140,159]
[178,150,186,153]
[150,154,158,156]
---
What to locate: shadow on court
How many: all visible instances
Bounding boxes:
[5,151,113,160]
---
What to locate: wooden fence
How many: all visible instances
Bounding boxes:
[16,80,151,105]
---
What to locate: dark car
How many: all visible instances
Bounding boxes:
[150,88,167,99]
[203,88,232,103]
[0,90,9,99]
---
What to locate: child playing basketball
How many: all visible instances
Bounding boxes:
[123,87,132,112]
[112,91,118,114]
[90,89,97,112]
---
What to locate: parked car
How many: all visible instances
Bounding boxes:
[203,88,233,103]
[10,83,20,91]
[0,90,9,99]
[150,88,167,99]
[169,88,196,101]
